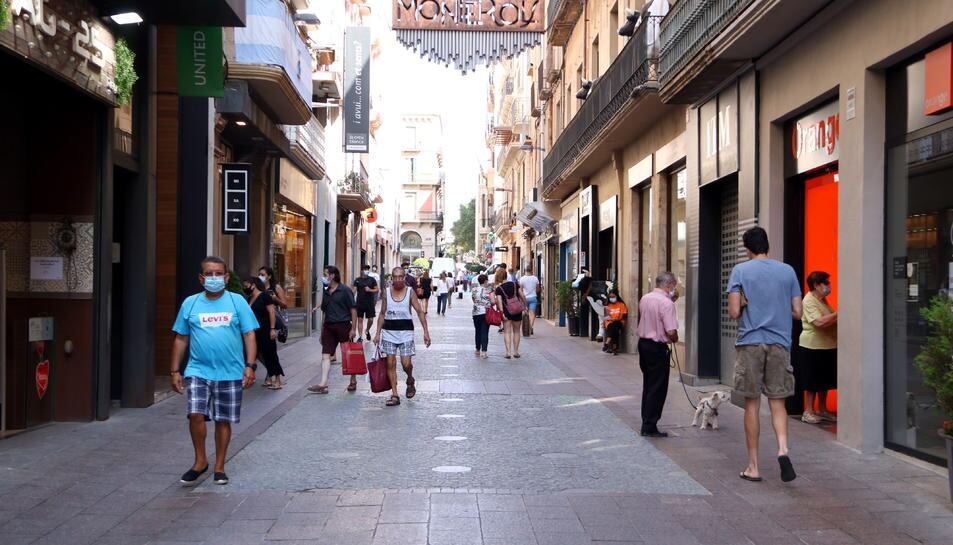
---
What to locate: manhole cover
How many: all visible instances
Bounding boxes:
[432,466,472,473]
[437,414,465,419]
[541,453,578,460]
[434,436,468,441]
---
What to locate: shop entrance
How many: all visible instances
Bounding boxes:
[785,169,839,421]
[697,177,739,381]
[597,227,614,286]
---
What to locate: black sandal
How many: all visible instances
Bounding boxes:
[386,395,400,406]
[346,381,357,392]
[406,377,416,399]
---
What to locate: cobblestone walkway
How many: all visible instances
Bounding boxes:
[0,293,951,544]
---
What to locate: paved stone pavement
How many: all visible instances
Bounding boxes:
[0,293,951,544]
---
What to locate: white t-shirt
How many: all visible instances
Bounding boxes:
[519,275,540,298]
[436,279,450,295]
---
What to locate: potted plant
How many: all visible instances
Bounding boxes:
[913,295,953,501]
[556,280,579,335]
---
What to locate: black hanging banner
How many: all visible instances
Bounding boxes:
[344,26,371,153]
[222,163,251,235]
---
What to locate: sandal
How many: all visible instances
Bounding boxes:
[406,377,416,399]
[386,395,401,406]
[514,353,521,358]
[346,381,357,392]
[307,385,329,394]
[739,472,763,482]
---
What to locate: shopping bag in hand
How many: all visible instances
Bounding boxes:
[367,347,391,393]
[341,342,368,375]
[485,306,503,326]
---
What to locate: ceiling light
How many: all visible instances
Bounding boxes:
[109,12,143,25]
[235,120,247,126]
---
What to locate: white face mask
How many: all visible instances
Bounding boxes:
[609,297,618,303]
[820,284,832,296]
[668,289,677,300]
[258,274,268,284]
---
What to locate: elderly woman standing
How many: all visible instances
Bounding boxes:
[798,271,838,424]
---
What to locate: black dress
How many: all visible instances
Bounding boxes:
[420,277,433,299]
[494,281,523,322]
[250,291,284,377]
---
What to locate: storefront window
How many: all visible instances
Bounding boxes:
[885,135,953,464]
[272,207,310,310]
[669,169,687,339]
[639,185,653,297]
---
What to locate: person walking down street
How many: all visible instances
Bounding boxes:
[368,265,381,297]
[447,274,455,309]
[308,266,358,394]
[353,265,379,341]
[494,267,526,359]
[374,267,431,406]
[636,273,679,437]
[798,271,838,425]
[259,267,289,310]
[603,289,628,355]
[518,266,540,336]
[247,277,284,389]
[471,273,493,358]
[436,272,450,316]
[418,269,433,314]
[170,256,258,486]
[728,227,802,483]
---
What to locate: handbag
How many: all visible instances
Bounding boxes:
[341,342,367,375]
[367,347,391,393]
[485,306,503,326]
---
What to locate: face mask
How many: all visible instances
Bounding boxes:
[668,289,677,300]
[258,274,267,283]
[393,280,406,290]
[821,285,832,296]
[204,276,225,293]
[244,286,253,295]
[609,297,618,303]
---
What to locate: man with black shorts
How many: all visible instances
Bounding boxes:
[354,264,379,341]
[170,256,258,486]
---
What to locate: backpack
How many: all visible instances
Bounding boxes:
[503,283,524,315]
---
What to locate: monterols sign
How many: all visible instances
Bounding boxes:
[176,26,224,97]
[786,101,840,176]
[222,164,251,235]
[344,26,371,153]
[393,0,544,32]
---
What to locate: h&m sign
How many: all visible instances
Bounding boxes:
[393,0,543,32]
[698,82,738,186]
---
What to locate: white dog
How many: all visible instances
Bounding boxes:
[691,391,731,430]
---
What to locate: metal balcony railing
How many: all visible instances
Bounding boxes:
[659,0,755,85]
[417,211,443,222]
[542,16,662,195]
[338,173,369,195]
[547,0,565,30]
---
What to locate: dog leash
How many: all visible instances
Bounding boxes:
[669,343,698,410]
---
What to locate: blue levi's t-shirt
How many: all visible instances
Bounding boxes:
[727,258,802,348]
[172,291,259,381]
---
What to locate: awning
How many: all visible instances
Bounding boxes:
[516,200,560,233]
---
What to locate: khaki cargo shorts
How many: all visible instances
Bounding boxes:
[733,344,795,399]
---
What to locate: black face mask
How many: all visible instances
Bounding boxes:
[244,287,253,295]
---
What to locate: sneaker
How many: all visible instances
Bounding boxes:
[213,472,229,485]
[819,412,838,422]
[366,331,371,341]
[180,465,208,485]
[801,413,822,424]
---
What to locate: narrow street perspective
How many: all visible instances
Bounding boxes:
[2,0,953,544]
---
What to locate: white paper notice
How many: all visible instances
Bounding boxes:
[30,257,64,281]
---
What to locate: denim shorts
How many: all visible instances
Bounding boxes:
[186,376,243,423]
[525,296,538,312]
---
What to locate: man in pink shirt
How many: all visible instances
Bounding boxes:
[636,271,679,437]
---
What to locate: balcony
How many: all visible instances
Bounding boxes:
[543,16,669,199]
[282,116,326,179]
[658,0,831,103]
[547,0,584,48]
[416,211,444,223]
[337,172,372,213]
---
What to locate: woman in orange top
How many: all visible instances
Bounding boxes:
[603,289,628,355]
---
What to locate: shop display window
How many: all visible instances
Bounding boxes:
[669,169,687,340]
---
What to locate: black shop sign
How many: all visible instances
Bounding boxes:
[222,163,251,235]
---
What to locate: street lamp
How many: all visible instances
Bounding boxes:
[519,143,545,152]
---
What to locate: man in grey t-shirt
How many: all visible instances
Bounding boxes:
[727,227,803,484]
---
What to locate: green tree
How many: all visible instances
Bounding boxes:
[451,199,476,254]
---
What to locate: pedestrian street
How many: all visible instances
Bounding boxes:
[0,298,951,545]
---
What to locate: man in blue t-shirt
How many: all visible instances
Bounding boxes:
[170,256,258,486]
[727,227,803,485]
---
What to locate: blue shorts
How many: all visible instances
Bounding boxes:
[525,297,538,312]
[186,376,243,423]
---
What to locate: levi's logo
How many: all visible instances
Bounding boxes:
[199,312,233,327]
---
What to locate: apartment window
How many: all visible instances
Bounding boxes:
[407,157,416,182]
[591,36,600,80]
[609,3,619,58]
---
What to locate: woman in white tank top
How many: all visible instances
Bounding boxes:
[373,267,431,406]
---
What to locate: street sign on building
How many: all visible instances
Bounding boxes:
[344,26,371,153]
[222,164,251,234]
[177,27,224,97]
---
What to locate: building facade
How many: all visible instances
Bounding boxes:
[399,114,445,264]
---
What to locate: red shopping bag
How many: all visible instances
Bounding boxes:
[485,306,503,326]
[341,342,368,375]
[367,348,391,393]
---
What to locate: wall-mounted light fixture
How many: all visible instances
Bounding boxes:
[109,12,143,25]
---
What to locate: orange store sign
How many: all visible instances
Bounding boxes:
[925,43,953,115]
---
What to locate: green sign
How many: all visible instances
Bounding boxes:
[176,27,224,97]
